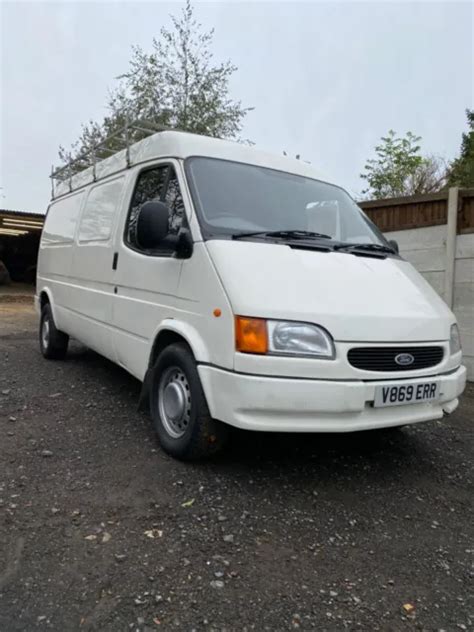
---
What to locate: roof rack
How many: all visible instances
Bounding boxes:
[50,118,170,199]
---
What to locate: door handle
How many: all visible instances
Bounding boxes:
[112,252,118,270]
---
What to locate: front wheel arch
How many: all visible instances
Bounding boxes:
[139,329,191,411]
[148,321,211,371]
[139,324,208,411]
[149,329,192,372]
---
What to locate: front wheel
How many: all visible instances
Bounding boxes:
[150,343,228,460]
[39,303,69,360]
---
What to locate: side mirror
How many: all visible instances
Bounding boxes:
[136,201,169,250]
[388,239,399,254]
[175,229,193,259]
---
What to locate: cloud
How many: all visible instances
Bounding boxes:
[1,0,472,211]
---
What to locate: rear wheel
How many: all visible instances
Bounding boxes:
[39,303,69,360]
[150,343,228,460]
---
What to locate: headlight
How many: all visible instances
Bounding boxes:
[450,323,461,355]
[268,321,334,357]
[235,317,335,358]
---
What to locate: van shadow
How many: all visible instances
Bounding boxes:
[222,423,430,477]
[65,343,438,482]
[66,342,143,395]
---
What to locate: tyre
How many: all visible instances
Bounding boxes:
[39,303,69,360]
[150,343,228,460]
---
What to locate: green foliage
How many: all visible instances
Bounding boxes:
[58,1,251,173]
[361,130,445,199]
[447,109,474,187]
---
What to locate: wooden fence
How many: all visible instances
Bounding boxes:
[360,188,474,234]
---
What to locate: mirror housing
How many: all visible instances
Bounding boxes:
[388,239,399,254]
[175,229,193,259]
[136,201,170,250]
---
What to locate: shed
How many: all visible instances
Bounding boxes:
[0,209,45,284]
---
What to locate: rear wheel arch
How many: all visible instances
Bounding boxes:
[39,289,56,319]
[39,291,50,310]
[39,302,69,360]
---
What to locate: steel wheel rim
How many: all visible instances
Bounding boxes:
[42,318,50,349]
[158,366,191,439]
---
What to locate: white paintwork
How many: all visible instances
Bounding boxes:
[54,130,335,199]
[206,240,455,343]
[198,365,466,432]
[39,190,85,329]
[37,131,467,434]
[65,175,127,359]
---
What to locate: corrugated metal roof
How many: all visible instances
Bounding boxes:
[0,209,45,218]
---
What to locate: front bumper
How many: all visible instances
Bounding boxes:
[198,365,467,432]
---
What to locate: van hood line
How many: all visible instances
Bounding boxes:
[206,240,454,343]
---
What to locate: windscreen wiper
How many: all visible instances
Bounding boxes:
[232,229,333,240]
[334,242,396,254]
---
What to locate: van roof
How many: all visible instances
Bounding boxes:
[52,130,334,200]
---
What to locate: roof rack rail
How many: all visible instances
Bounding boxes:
[50,118,170,199]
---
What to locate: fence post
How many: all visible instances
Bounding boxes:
[444,187,459,308]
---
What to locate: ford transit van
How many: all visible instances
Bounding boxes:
[36,130,466,459]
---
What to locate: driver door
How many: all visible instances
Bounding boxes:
[112,160,187,380]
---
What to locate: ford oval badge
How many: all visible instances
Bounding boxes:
[395,353,415,366]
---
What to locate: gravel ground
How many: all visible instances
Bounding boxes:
[0,303,473,631]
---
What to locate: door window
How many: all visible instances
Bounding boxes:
[125,164,186,253]
[165,169,186,235]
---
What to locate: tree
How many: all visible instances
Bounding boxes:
[58,1,251,174]
[405,153,447,196]
[447,109,474,187]
[360,130,446,199]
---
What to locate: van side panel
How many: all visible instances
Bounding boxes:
[111,250,184,379]
[37,191,84,329]
[66,175,126,360]
[175,243,235,369]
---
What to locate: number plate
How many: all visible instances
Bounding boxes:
[374,381,440,408]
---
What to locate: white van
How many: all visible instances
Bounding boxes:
[36,130,466,459]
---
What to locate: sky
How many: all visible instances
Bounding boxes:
[1,0,473,213]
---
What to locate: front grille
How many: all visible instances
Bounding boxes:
[348,346,444,372]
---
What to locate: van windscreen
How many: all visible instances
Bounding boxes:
[186,157,385,246]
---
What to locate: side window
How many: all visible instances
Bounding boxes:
[125,165,186,252]
[78,176,124,242]
[42,191,84,244]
